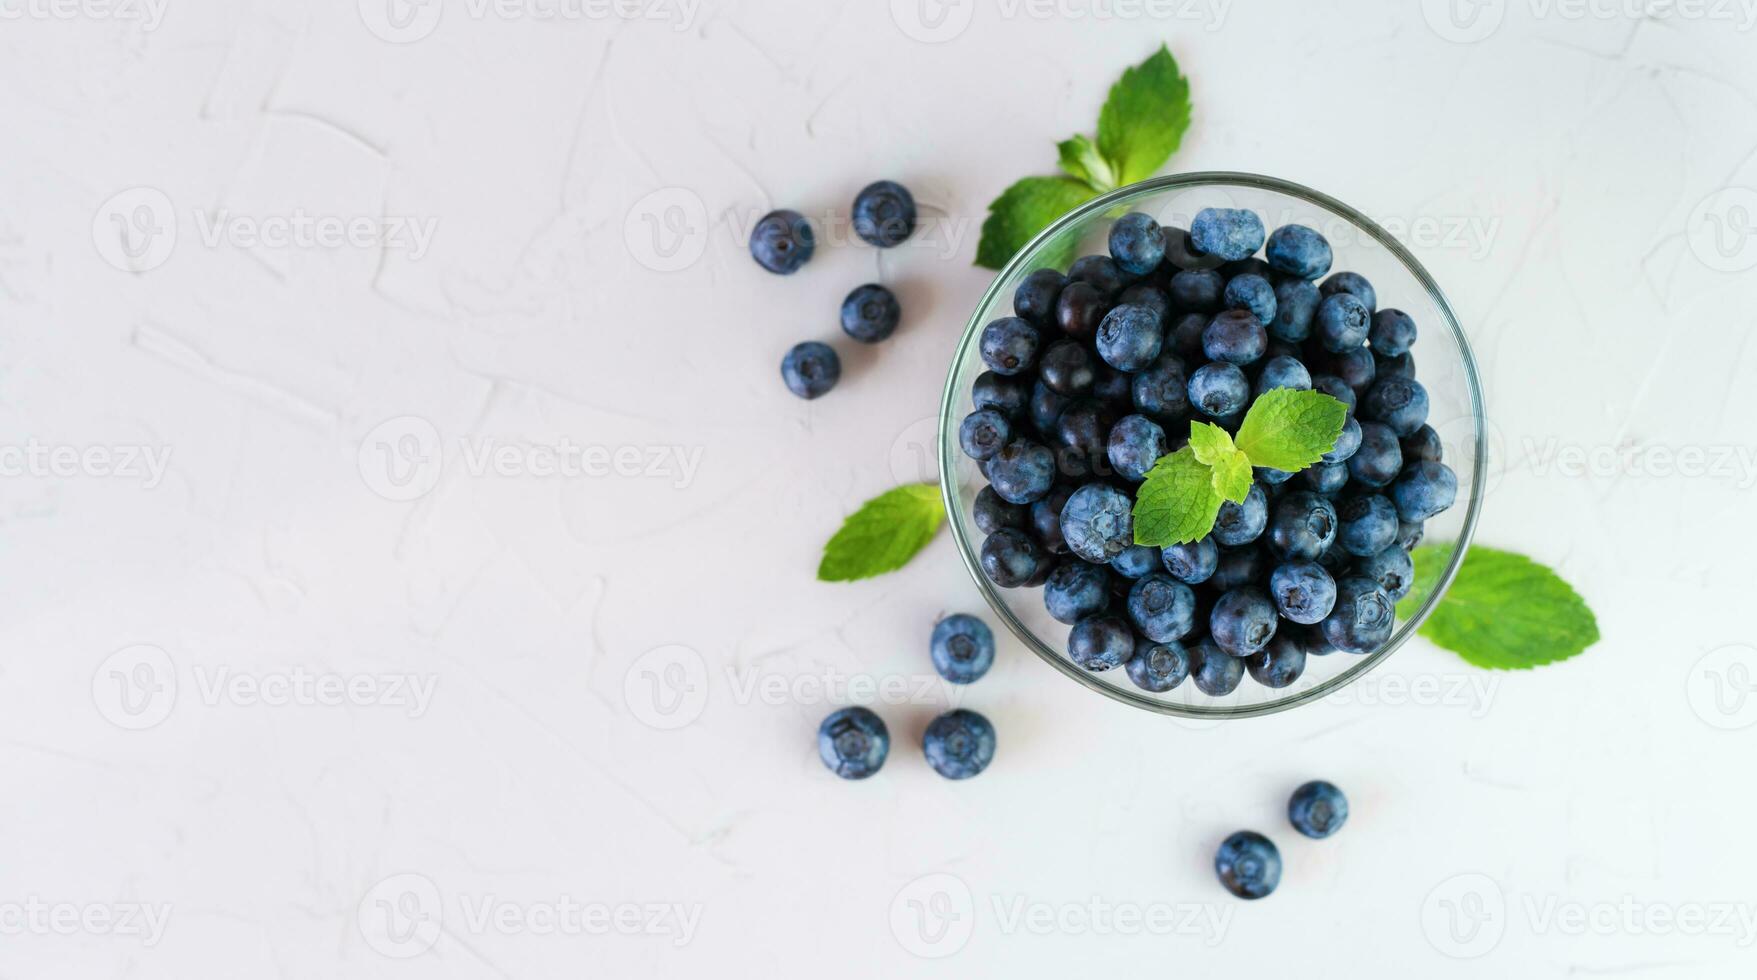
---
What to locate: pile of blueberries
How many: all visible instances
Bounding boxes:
[816,613,998,781]
[1215,779,1349,900]
[752,180,918,399]
[961,207,1458,695]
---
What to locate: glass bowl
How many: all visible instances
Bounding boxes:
[937,172,1486,719]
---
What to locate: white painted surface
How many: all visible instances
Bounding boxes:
[3,1,1756,976]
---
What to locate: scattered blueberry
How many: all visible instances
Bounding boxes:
[923,709,996,779]
[781,341,840,399]
[931,614,995,685]
[817,706,888,779]
[1288,780,1349,839]
[852,180,915,248]
[750,209,815,274]
[1215,831,1282,899]
[840,283,900,343]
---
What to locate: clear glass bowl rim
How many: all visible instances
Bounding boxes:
[937,170,1487,719]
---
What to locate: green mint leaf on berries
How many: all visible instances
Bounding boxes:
[1131,446,1224,547]
[818,484,945,582]
[1234,388,1349,472]
[1095,43,1192,186]
[975,45,1193,269]
[1186,421,1252,503]
[1397,544,1600,670]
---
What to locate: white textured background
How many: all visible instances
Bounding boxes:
[4,0,1757,976]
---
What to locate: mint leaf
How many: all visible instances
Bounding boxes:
[1187,422,1250,502]
[1398,544,1600,670]
[975,176,1097,270]
[1132,446,1224,546]
[1096,44,1192,186]
[1234,388,1348,473]
[818,484,945,582]
[1056,134,1116,193]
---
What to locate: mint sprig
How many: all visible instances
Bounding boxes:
[975,45,1192,270]
[1398,544,1600,669]
[1133,390,1347,546]
[818,483,945,582]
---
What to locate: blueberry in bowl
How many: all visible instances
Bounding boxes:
[939,173,1483,719]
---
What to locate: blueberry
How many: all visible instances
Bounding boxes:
[1039,338,1097,397]
[1168,268,1225,312]
[1015,268,1067,325]
[1127,641,1191,693]
[1096,304,1165,371]
[1320,271,1377,313]
[1107,414,1167,482]
[1347,423,1404,488]
[817,706,888,779]
[1109,211,1168,276]
[1270,277,1321,342]
[1210,588,1278,657]
[1060,483,1134,563]
[1044,561,1110,624]
[1323,345,1377,391]
[1336,493,1399,557]
[1356,545,1416,600]
[979,317,1041,376]
[1224,274,1277,327]
[1321,416,1363,465]
[749,209,815,275]
[931,614,995,684]
[1162,537,1219,585]
[1253,355,1312,396]
[1117,282,1171,319]
[1054,400,1113,477]
[1256,466,1295,486]
[1267,491,1338,562]
[1221,257,1273,280]
[1188,362,1251,418]
[1360,377,1429,438]
[1190,208,1267,262]
[1163,225,1225,270]
[1091,364,1135,415]
[987,440,1057,504]
[1068,613,1134,671]
[1029,485,1073,555]
[1213,483,1268,547]
[1110,544,1162,579]
[1030,381,1070,434]
[1311,375,1357,416]
[1211,544,1265,592]
[1320,575,1396,654]
[1315,292,1372,352]
[1399,417,1449,474]
[1269,561,1338,625]
[1056,281,1108,340]
[1265,224,1333,280]
[1290,623,1337,657]
[1391,460,1457,521]
[981,528,1046,587]
[1131,355,1189,423]
[1369,308,1417,356]
[973,371,1030,419]
[1302,461,1350,495]
[1166,312,1208,360]
[1246,634,1307,689]
[851,180,916,248]
[1214,830,1281,900]
[840,283,900,343]
[1069,255,1128,298]
[1396,519,1425,551]
[1202,310,1268,366]
[1376,351,1415,380]
[781,342,840,399]
[959,410,1011,461]
[1288,780,1349,839]
[1190,638,1246,695]
[923,708,996,779]
[973,485,1026,535]
[1127,574,1198,643]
